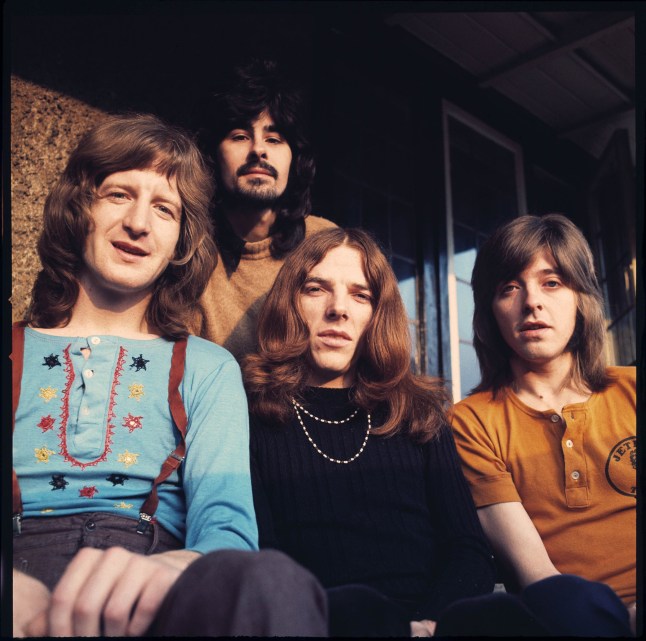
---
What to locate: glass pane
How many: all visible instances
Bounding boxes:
[456,280,474,341]
[448,117,518,235]
[608,310,636,366]
[459,342,481,399]
[453,223,478,283]
[447,114,520,400]
[393,257,420,372]
[604,264,634,318]
[393,257,417,321]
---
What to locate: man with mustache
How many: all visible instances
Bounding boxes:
[450,214,636,635]
[190,58,336,360]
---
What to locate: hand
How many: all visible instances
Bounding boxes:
[12,570,51,638]
[410,619,437,637]
[28,546,199,637]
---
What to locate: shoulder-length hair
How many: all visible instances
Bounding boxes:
[243,228,450,443]
[471,213,611,395]
[25,113,217,339]
[192,58,314,259]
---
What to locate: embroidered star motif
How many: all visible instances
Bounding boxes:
[42,353,61,369]
[79,485,98,499]
[128,383,145,401]
[122,413,143,432]
[38,415,56,432]
[49,474,69,491]
[39,387,58,402]
[130,354,150,371]
[114,501,134,509]
[106,473,129,486]
[34,446,55,462]
[118,450,140,468]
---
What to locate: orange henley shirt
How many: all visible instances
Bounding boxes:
[452,366,636,605]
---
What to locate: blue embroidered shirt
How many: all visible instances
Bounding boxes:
[14,328,258,555]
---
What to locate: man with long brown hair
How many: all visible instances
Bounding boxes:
[11,114,327,637]
[451,214,636,635]
[244,227,496,636]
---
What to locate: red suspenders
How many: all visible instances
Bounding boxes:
[11,323,27,533]
[137,336,188,534]
[11,324,188,535]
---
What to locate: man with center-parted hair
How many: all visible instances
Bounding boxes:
[244,227,497,637]
[189,58,336,361]
[11,113,327,637]
[450,214,636,636]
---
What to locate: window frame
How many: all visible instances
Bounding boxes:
[442,100,527,401]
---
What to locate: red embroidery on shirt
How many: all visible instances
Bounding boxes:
[79,485,98,498]
[37,415,56,432]
[58,345,127,470]
[122,413,143,432]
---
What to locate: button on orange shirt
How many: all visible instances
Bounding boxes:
[452,366,636,605]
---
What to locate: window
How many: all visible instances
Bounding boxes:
[588,131,636,365]
[443,102,526,401]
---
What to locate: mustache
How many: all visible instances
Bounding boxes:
[237,161,278,179]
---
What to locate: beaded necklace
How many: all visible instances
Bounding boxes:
[291,398,371,465]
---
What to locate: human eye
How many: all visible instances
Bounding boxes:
[266,135,284,144]
[544,278,562,289]
[303,282,324,295]
[497,282,519,296]
[228,130,250,142]
[105,190,129,201]
[155,203,178,220]
[353,290,372,303]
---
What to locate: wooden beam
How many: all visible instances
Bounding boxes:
[478,12,633,88]
[557,103,634,138]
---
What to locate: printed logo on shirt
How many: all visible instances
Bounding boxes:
[605,436,636,498]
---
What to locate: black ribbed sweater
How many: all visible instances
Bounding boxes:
[250,387,495,621]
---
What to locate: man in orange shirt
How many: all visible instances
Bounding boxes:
[451,214,636,636]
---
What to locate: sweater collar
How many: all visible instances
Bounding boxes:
[296,387,357,423]
[215,213,274,271]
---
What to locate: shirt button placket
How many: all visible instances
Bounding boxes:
[561,409,589,507]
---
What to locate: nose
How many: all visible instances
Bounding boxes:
[326,292,349,320]
[248,136,268,159]
[122,200,151,236]
[522,284,543,313]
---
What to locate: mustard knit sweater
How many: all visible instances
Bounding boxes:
[190,215,336,361]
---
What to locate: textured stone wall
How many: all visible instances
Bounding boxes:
[11,75,107,321]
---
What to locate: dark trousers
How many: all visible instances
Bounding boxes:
[435,575,632,637]
[13,512,183,591]
[325,575,632,637]
[14,514,328,637]
[151,548,328,636]
[327,585,411,637]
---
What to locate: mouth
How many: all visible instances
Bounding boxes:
[519,321,550,332]
[317,330,352,347]
[518,321,551,339]
[242,169,273,176]
[112,241,149,257]
[238,163,278,179]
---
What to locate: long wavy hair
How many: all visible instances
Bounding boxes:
[471,214,611,395]
[192,58,314,260]
[243,228,450,442]
[25,113,217,339]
